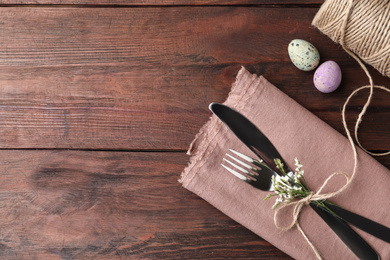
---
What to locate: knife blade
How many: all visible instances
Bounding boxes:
[210,102,381,259]
[210,103,289,176]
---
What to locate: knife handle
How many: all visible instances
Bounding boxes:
[324,203,390,243]
[309,203,380,260]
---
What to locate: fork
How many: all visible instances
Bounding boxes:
[222,148,381,260]
[222,149,278,192]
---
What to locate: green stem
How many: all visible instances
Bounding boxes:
[313,201,343,220]
[300,176,310,190]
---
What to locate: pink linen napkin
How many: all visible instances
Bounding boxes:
[179,67,390,259]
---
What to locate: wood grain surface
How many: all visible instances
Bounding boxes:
[0,7,388,150]
[0,1,388,259]
[0,151,294,259]
[0,0,323,5]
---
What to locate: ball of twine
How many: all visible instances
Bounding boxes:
[312,0,390,157]
[312,0,390,77]
[290,1,390,258]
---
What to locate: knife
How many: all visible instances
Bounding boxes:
[210,102,390,243]
[210,102,383,259]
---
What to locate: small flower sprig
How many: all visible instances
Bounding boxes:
[264,158,337,215]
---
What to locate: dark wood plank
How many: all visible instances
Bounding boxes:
[0,150,292,259]
[0,7,325,67]
[0,150,388,259]
[0,3,388,260]
[0,0,323,5]
[0,65,388,151]
[0,7,388,151]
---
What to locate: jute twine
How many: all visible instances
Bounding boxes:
[312,0,390,78]
[274,1,390,259]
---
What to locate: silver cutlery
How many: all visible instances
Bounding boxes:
[222,148,380,260]
[210,102,382,260]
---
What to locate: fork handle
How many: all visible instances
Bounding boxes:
[309,203,380,260]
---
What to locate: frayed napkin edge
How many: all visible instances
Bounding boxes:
[178,66,257,187]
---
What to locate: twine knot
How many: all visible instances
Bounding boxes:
[303,192,314,205]
[274,171,350,230]
[273,171,350,260]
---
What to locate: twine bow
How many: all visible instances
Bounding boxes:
[273,171,350,260]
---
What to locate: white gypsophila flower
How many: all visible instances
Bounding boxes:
[294,160,303,174]
[281,175,290,181]
[277,183,290,193]
[279,177,292,188]
[294,158,302,166]
[266,158,313,211]
[293,186,302,191]
[273,197,283,209]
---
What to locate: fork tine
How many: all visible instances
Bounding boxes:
[226,153,251,169]
[229,148,263,164]
[226,154,259,176]
[221,163,248,181]
[223,158,250,175]
[222,149,277,191]
[229,149,267,171]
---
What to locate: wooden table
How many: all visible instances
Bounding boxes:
[0,1,388,259]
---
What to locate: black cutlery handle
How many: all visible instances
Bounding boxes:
[324,203,390,243]
[309,203,380,260]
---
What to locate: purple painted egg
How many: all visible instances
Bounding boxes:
[313,61,342,93]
